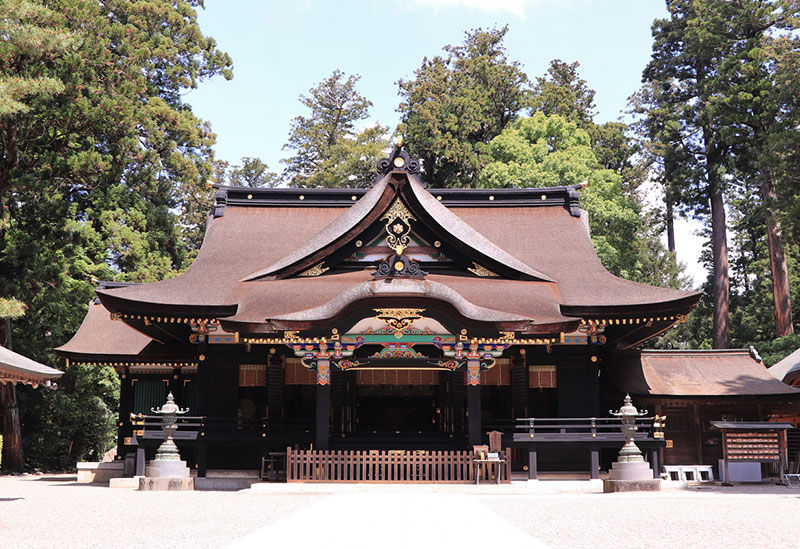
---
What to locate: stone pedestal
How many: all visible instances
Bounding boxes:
[139,477,194,491]
[138,459,193,491]
[145,459,191,478]
[603,478,661,492]
[607,460,653,481]
[603,461,660,492]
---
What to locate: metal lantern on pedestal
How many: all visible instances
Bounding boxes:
[151,392,189,462]
[609,394,647,463]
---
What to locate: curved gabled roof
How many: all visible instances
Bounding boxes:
[242,172,553,282]
[83,161,700,347]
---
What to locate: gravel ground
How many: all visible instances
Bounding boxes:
[2,475,798,548]
[479,484,800,549]
[0,474,326,548]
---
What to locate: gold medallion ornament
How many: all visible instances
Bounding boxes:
[374,308,425,332]
[380,199,416,249]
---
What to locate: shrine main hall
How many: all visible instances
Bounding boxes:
[57,146,799,480]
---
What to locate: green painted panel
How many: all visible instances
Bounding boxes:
[132,379,168,415]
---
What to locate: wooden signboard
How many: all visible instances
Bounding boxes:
[723,431,780,462]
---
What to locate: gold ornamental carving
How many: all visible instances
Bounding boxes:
[380,198,415,249]
[297,262,329,277]
[374,308,425,332]
[468,262,499,277]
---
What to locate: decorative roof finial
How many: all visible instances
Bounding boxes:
[376,137,420,176]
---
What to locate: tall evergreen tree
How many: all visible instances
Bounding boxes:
[283,70,388,188]
[530,59,596,126]
[0,0,232,469]
[643,0,800,346]
[397,26,530,188]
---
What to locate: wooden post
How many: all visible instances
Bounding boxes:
[196,342,210,478]
[135,446,146,477]
[692,403,703,464]
[650,448,661,479]
[467,384,481,446]
[528,449,538,480]
[316,360,331,450]
[590,449,600,479]
[116,369,132,463]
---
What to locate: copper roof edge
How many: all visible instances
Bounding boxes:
[618,348,755,356]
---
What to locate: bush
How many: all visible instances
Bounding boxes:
[17,363,119,471]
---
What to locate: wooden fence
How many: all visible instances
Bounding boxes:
[286,448,511,483]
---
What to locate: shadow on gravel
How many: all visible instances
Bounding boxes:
[35,475,77,482]
[682,483,795,495]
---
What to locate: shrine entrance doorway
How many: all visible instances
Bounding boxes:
[330,368,465,450]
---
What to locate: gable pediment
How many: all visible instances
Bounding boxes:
[241,149,553,283]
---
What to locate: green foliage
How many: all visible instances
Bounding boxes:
[283,70,388,188]
[479,113,593,188]
[749,334,800,367]
[639,0,800,347]
[0,298,26,319]
[529,59,595,126]
[397,26,530,188]
[0,0,232,470]
[478,112,685,286]
[228,157,280,188]
[17,363,119,471]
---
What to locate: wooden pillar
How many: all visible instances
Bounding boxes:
[692,403,703,464]
[511,354,528,418]
[196,342,210,477]
[587,347,600,417]
[589,449,600,479]
[528,449,538,479]
[267,352,284,420]
[116,369,133,463]
[315,359,330,450]
[650,448,661,479]
[466,358,482,446]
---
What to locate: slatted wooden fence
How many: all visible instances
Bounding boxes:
[286,447,511,483]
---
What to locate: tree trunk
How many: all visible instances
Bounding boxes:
[710,191,730,349]
[0,318,24,471]
[760,173,794,337]
[0,383,24,471]
[665,196,676,253]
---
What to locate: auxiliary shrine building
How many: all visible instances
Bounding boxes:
[57,147,800,478]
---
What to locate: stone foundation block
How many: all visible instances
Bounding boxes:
[138,477,194,491]
[603,479,662,492]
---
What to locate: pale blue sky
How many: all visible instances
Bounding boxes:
[188,0,706,285]
[190,0,668,172]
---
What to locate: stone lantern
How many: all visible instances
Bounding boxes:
[139,392,194,491]
[610,394,646,464]
[603,394,661,492]
[151,392,188,461]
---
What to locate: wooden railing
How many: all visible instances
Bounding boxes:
[286,447,511,483]
[513,416,665,442]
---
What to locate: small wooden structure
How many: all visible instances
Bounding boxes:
[711,421,793,483]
